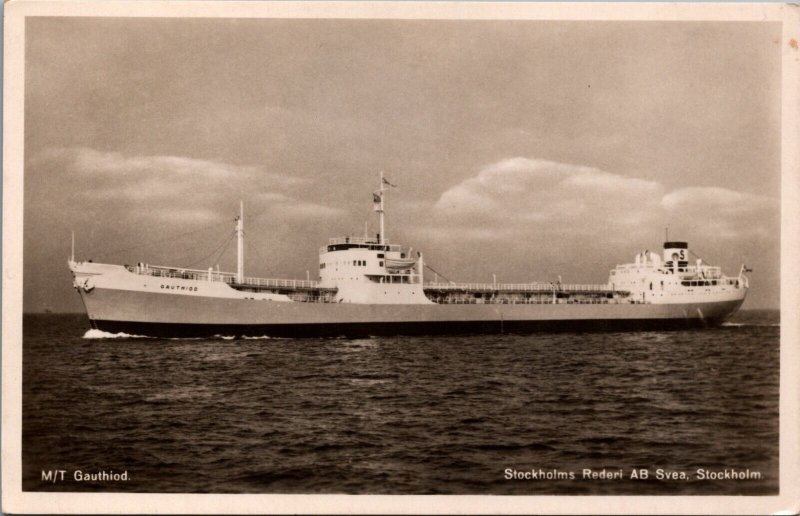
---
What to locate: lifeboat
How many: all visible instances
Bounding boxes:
[384,258,417,270]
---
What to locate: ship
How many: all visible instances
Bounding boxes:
[68,174,749,338]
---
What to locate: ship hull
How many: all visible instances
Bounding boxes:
[79,286,744,338]
[91,315,739,338]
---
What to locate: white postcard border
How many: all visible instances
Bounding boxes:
[3,2,798,514]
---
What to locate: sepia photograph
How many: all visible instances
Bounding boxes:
[3,1,799,514]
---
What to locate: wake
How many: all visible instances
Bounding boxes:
[82,329,152,339]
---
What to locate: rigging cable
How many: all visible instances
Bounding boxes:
[102,219,232,259]
[181,231,236,269]
[246,240,273,277]
[99,202,275,260]
[208,232,237,271]
[424,263,454,284]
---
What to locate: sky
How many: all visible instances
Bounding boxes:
[23,17,782,312]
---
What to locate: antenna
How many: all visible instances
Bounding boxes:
[665,226,669,241]
[71,231,75,262]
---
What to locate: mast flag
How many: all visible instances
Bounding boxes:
[382,176,397,188]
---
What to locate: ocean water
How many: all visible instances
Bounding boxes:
[22,311,779,495]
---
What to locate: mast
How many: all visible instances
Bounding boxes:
[379,171,386,244]
[236,201,244,283]
[70,231,75,262]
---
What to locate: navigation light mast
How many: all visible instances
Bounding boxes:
[379,171,386,244]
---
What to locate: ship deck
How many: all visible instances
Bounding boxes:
[424,281,620,294]
[126,264,337,294]
[423,281,631,305]
[127,264,630,304]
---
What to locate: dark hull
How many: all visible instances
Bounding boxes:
[92,316,731,339]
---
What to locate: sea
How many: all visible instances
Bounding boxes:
[22,310,779,495]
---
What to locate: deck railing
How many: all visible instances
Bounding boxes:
[423,282,617,293]
[126,264,326,290]
[127,264,624,296]
[614,263,723,278]
[320,236,403,254]
[430,297,639,305]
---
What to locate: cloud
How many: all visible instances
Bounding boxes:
[35,147,307,199]
[154,208,220,223]
[426,157,777,244]
[661,187,778,239]
[254,191,345,219]
[71,148,257,180]
[29,147,335,222]
[431,157,665,240]
[284,202,344,218]
[661,186,774,214]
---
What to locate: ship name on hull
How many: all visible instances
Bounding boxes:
[160,284,199,292]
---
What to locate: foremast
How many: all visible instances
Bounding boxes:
[236,200,244,283]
